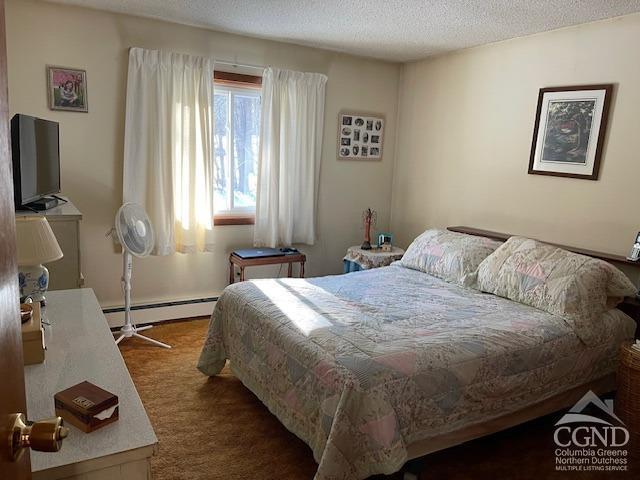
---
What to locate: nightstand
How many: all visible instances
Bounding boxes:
[616,343,640,437]
[343,245,404,273]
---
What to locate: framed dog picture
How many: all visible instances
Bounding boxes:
[528,84,613,180]
[47,66,88,112]
[338,111,384,160]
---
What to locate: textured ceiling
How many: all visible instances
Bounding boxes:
[44,0,640,62]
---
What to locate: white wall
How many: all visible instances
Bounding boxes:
[391,14,640,257]
[6,0,400,307]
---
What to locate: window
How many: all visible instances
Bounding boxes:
[213,72,261,224]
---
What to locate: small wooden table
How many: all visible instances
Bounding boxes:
[229,252,306,283]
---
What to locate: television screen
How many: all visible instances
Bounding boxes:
[11,114,60,207]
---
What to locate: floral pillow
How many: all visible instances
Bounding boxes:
[476,236,637,345]
[398,229,502,286]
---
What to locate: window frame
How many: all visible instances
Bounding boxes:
[213,71,262,226]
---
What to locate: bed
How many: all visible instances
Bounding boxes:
[197,228,638,480]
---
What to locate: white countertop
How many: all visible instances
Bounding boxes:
[25,289,157,472]
[16,196,82,220]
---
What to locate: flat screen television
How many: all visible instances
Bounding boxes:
[11,114,60,209]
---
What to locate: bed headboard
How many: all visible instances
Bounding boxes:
[448,226,635,265]
[447,225,640,335]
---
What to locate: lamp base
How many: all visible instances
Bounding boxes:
[19,264,49,305]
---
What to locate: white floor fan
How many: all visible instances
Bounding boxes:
[112,203,171,349]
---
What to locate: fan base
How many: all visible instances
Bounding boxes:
[114,324,171,349]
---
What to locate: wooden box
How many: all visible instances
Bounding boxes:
[54,381,119,433]
[22,302,45,365]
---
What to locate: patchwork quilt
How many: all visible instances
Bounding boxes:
[197,265,634,480]
[476,236,637,346]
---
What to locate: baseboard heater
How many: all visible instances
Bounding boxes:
[103,296,218,328]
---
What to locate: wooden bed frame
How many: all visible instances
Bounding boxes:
[401,226,639,467]
[447,226,636,265]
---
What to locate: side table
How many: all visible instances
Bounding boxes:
[343,246,404,273]
[229,252,306,283]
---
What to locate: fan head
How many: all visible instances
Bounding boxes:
[115,203,155,257]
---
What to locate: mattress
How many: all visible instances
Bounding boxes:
[197,265,635,480]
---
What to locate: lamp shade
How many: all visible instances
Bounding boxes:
[15,217,63,265]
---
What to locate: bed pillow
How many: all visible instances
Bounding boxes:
[398,229,502,286]
[476,236,637,345]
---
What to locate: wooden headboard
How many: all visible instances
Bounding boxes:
[448,226,636,265]
[447,226,640,335]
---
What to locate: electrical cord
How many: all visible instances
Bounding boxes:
[51,194,68,204]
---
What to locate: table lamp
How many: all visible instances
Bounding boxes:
[16,217,63,305]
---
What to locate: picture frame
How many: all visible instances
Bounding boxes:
[377,232,393,247]
[47,66,88,112]
[338,111,385,161]
[528,84,613,180]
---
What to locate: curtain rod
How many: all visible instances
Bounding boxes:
[214,60,266,71]
[127,48,266,71]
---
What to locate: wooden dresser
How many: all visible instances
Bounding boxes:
[24,289,157,480]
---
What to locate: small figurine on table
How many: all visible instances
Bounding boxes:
[361,208,377,250]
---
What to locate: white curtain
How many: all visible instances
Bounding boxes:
[123,47,215,255]
[254,67,328,247]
